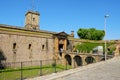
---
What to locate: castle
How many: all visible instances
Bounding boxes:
[0,10,75,63]
[0,10,120,66]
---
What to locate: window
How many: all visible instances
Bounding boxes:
[33,18,35,22]
[42,45,45,50]
[33,27,36,30]
[28,44,31,49]
[13,43,16,49]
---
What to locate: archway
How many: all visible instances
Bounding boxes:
[74,56,82,66]
[65,54,71,65]
[85,56,95,64]
[59,44,63,57]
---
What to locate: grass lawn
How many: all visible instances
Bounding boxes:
[0,64,72,80]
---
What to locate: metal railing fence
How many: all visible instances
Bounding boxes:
[0,59,71,80]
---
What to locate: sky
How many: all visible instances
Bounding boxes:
[0,0,120,40]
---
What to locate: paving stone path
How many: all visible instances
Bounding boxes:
[55,57,120,80]
[26,56,120,80]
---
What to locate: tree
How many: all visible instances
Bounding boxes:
[77,28,105,40]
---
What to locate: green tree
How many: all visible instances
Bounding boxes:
[77,28,105,40]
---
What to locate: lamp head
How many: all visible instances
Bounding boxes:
[105,15,109,18]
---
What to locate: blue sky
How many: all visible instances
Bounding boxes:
[0,0,120,40]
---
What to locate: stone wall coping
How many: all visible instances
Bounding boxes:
[0,24,57,34]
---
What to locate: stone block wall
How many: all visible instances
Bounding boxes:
[0,31,54,63]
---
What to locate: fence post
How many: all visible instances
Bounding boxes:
[66,59,67,70]
[40,60,42,76]
[20,62,23,80]
[0,63,2,80]
[74,59,76,68]
[54,60,57,73]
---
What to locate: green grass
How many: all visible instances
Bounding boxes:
[75,42,115,54]
[0,64,72,80]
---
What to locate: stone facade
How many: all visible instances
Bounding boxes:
[0,25,75,63]
[25,11,40,30]
[0,11,74,63]
[0,26,55,62]
[0,10,119,66]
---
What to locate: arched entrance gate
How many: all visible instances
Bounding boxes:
[54,32,68,59]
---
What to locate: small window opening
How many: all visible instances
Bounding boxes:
[33,27,36,30]
[42,45,45,50]
[33,18,35,22]
[13,43,16,49]
[28,44,31,49]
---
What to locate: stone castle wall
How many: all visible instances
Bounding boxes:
[0,25,119,64]
[0,26,54,63]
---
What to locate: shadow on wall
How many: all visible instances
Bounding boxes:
[0,49,6,69]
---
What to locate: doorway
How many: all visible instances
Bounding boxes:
[59,44,63,57]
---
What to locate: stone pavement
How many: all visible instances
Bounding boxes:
[26,56,120,80]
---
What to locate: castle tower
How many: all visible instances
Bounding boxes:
[71,31,74,37]
[25,11,40,30]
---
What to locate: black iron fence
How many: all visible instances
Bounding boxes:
[0,59,72,80]
[0,55,113,80]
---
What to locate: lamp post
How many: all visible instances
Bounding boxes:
[104,15,109,61]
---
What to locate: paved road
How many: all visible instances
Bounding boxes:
[55,57,120,80]
[26,57,120,80]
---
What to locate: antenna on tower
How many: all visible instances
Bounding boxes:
[31,0,35,11]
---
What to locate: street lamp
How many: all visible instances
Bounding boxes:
[104,15,109,61]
